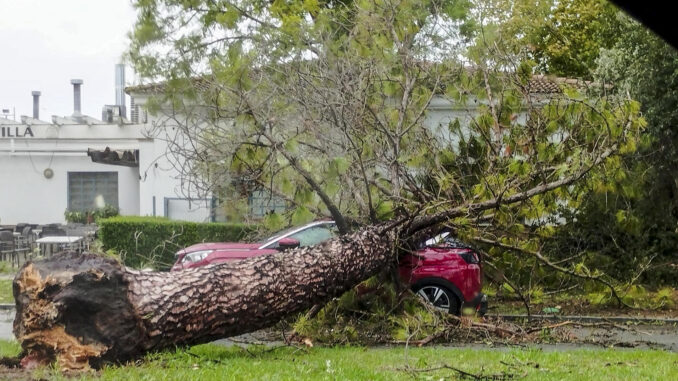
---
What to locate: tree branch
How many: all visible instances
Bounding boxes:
[406,144,618,234]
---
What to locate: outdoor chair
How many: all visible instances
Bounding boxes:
[40,227,67,238]
[21,225,33,239]
[14,226,34,265]
[0,230,15,263]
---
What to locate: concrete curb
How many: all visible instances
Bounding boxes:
[490,314,678,324]
[0,304,15,310]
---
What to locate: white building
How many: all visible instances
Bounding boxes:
[0,69,573,225]
[0,68,213,225]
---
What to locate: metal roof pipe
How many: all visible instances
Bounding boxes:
[31,91,41,119]
[71,79,83,116]
[115,64,126,118]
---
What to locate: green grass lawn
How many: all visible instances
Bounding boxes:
[0,279,12,304]
[1,340,676,380]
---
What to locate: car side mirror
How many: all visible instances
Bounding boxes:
[278,237,300,251]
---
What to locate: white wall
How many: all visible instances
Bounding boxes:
[0,121,144,225]
[0,108,216,224]
[137,136,212,221]
[0,153,139,225]
[133,94,213,222]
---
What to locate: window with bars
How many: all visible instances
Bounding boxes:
[67,172,119,212]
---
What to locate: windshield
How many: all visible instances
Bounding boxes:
[257,225,302,244]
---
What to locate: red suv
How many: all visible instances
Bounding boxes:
[171,221,487,315]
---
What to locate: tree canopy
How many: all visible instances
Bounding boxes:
[127,0,650,300]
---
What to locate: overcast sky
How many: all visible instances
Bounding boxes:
[0,0,137,120]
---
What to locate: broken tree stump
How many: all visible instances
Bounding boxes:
[13,227,394,370]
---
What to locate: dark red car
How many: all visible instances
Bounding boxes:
[171,221,487,315]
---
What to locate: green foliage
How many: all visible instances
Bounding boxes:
[463,0,678,291]
[621,285,649,308]
[64,205,119,224]
[651,287,676,309]
[64,210,86,224]
[474,0,620,78]
[545,158,678,287]
[291,272,453,344]
[292,273,492,345]
[263,212,285,231]
[127,0,654,304]
[2,339,677,380]
[532,0,621,78]
[292,276,406,344]
[618,286,676,310]
[98,216,256,270]
[575,14,678,287]
[0,261,12,274]
[585,291,608,306]
[0,279,13,303]
[583,285,678,310]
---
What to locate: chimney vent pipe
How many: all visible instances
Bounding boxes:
[71,79,83,116]
[31,91,41,119]
[115,64,126,118]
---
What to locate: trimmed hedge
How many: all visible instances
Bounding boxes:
[98,216,257,270]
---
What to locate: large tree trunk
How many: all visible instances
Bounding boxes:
[13,226,394,370]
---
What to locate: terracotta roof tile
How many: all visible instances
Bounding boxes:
[125,77,214,95]
[126,74,592,95]
[527,75,593,94]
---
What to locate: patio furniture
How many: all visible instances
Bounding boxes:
[0,228,34,267]
[0,230,14,262]
[36,236,84,257]
[21,225,35,245]
[39,226,67,238]
[14,223,28,233]
[15,226,34,262]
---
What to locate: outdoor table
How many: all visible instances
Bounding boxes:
[35,236,84,257]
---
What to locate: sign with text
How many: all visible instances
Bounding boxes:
[1,126,34,138]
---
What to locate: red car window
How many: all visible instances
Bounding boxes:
[288,225,337,247]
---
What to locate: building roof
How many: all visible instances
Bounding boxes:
[0,117,20,125]
[527,75,593,94]
[126,77,213,95]
[126,74,592,96]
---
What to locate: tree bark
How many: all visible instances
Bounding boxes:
[13,226,394,370]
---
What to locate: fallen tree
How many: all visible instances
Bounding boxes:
[13,155,626,370]
[14,226,395,370]
[10,0,650,372]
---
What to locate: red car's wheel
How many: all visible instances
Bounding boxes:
[414,284,461,315]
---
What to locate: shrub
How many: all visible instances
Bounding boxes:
[98,216,257,270]
[65,205,119,224]
[0,261,12,274]
[64,210,87,224]
[651,287,677,309]
[92,205,120,220]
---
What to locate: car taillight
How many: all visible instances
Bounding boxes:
[460,251,480,264]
